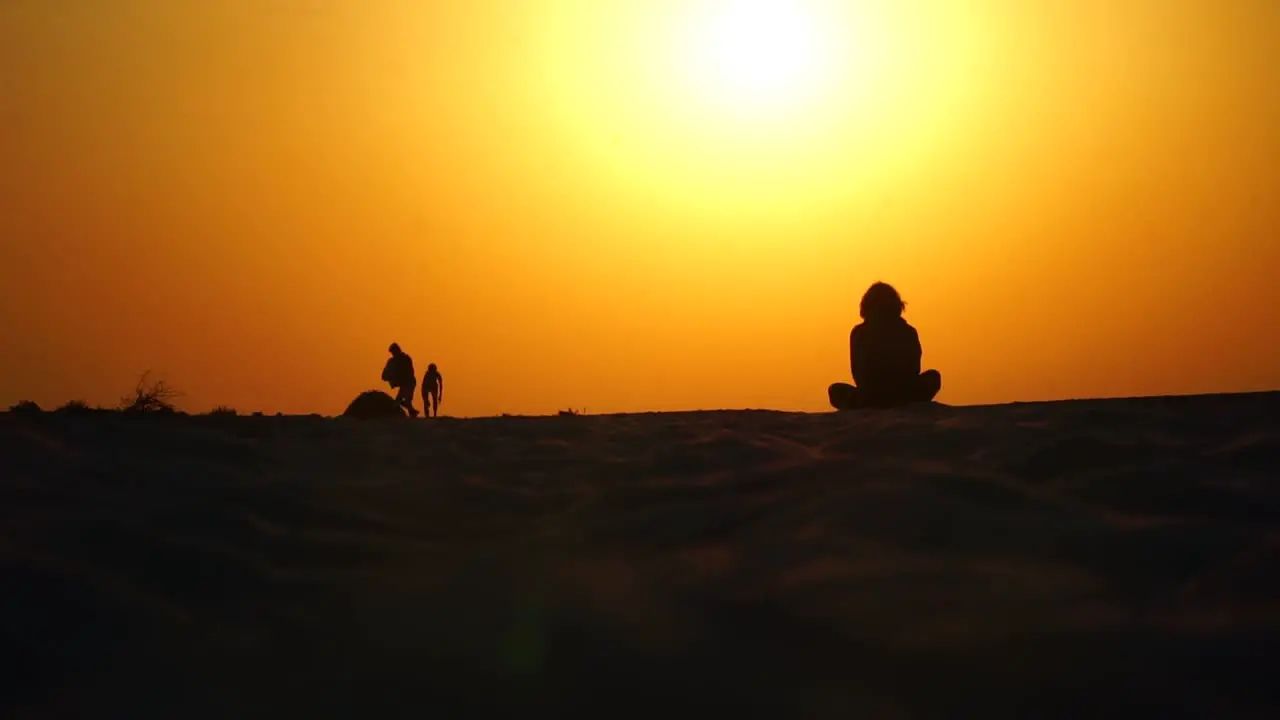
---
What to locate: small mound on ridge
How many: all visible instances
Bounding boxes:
[341,391,406,419]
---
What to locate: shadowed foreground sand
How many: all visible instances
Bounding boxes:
[3,393,1279,718]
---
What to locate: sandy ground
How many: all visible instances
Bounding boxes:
[2,392,1279,718]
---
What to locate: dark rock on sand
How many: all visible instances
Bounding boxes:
[342,391,407,419]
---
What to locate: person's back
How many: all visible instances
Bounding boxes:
[852,316,922,406]
[829,282,941,410]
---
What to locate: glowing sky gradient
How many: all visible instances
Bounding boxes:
[2,1,1277,415]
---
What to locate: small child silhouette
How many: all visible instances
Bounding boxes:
[421,363,443,418]
[828,282,941,410]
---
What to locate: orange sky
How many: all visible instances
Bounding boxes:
[2,1,1278,417]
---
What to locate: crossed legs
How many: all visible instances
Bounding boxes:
[828,370,942,410]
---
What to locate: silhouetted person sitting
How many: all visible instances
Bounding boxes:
[828,282,942,410]
[421,363,443,418]
[382,343,419,418]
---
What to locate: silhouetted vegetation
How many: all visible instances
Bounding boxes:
[120,372,181,414]
[209,405,238,417]
[8,400,41,414]
[55,400,96,414]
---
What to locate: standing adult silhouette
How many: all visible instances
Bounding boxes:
[382,343,420,417]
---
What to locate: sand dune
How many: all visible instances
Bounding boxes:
[2,392,1279,717]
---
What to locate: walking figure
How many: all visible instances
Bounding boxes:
[422,363,443,417]
[381,343,419,417]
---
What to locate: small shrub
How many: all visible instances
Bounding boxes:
[120,372,181,414]
[8,400,41,414]
[56,400,94,414]
[209,405,238,417]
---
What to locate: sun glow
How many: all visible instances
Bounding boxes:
[685,0,835,114]
[536,1,983,219]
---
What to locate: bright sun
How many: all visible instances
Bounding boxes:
[688,0,834,114]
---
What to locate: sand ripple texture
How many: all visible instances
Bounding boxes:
[3,393,1279,718]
